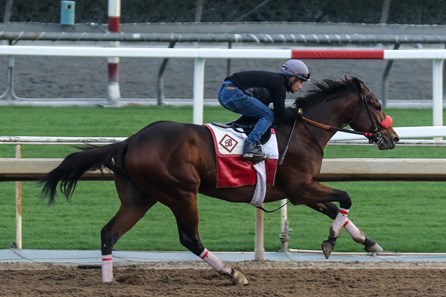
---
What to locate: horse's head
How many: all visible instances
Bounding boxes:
[294,77,399,150]
[348,77,399,150]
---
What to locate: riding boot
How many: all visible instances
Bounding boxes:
[242,141,265,161]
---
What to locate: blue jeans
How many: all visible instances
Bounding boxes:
[217,82,274,145]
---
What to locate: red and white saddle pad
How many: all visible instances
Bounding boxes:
[205,123,279,205]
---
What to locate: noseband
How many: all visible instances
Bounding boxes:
[299,88,392,145]
[358,89,393,144]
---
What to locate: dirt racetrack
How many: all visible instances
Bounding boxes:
[1,261,445,297]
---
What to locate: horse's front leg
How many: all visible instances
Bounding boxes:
[344,219,383,253]
[301,182,377,259]
[323,200,350,259]
[307,202,384,257]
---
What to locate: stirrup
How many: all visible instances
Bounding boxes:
[243,142,263,156]
[242,143,266,162]
[244,154,266,163]
[242,151,265,159]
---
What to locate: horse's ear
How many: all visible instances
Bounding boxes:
[351,77,362,90]
[344,74,354,82]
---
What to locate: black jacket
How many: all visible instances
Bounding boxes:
[225,70,296,121]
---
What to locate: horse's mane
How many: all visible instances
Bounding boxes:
[294,77,358,108]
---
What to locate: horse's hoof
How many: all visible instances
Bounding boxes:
[231,268,249,285]
[365,242,384,254]
[321,240,334,259]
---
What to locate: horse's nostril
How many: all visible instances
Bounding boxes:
[394,137,400,143]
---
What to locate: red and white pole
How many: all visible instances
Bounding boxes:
[107,0,121,104]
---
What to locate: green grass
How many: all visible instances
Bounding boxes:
[0,106,445,253]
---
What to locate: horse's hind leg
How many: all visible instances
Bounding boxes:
[307,202,383,256]
[169,194,248,285]
[101,175,157,283]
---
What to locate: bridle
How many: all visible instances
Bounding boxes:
[300,88,392,145]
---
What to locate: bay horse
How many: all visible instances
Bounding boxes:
[40,77,399,285]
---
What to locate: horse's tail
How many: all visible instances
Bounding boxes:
[40,140,129,204]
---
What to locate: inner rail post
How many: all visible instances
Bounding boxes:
[432,58,444,137]
[15,144,22,249]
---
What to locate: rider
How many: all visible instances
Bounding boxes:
[217,59,310,161]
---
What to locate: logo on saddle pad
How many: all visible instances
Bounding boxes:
[218,134,239,153]
[205,123,279,189]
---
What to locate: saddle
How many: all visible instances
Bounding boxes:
[212,116,272,145]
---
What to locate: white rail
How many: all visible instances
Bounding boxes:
[0,46,444,126]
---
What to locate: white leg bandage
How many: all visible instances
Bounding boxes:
[199,248,231,274]
[344,219,365,243]
[102,254,113,283]
[331,208,349,237]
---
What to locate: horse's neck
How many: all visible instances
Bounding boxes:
[297,100,354,150]
[309,99,350,124]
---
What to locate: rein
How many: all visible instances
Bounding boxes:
[278,119,297,165]
[301,115,372,137]
[256,200,290,213]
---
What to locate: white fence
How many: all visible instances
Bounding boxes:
[0,46,444,126]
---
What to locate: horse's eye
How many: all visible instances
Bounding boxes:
[372,101,382,111]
